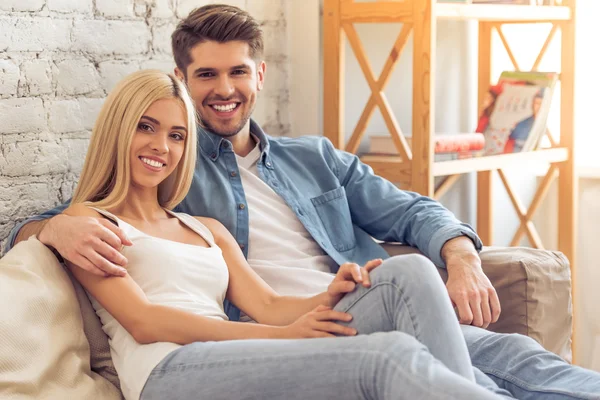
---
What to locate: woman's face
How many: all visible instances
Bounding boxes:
[129,98,188,190]
[482,92,495,109]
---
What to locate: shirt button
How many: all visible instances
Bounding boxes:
[272,181,278,187]
[266,162,272,167]
[239,243,245,250]
[297,208,304,216]
[230,171,237,177]
[211,152,217,159]
[238,203,245,210]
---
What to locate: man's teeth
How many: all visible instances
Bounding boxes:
[212,103,237,112]
[141,157,164,168]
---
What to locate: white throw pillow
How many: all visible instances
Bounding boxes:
[0,237,122,400]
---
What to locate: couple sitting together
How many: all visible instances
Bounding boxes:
[7,4,600,400]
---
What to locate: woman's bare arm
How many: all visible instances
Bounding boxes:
[64,204,288,345]
[201,218,345,326]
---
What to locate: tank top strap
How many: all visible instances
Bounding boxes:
[164,210,217,247]
[87,206,121,226]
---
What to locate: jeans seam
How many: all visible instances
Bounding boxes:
[150,348,466,400]
[339,282,422,344]
[473,364,599,400]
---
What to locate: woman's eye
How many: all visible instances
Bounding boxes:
[170,133,185,141]
[138,123,153,132]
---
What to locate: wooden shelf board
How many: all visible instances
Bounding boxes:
[360,154,412,183]
[432,147,569,176]
[337,2,570,23]
[361,148,569,178]
[436,4,571,22]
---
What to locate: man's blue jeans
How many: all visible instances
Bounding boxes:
[141,255,600,400]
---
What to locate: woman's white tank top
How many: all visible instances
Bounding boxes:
[87,207,229,400]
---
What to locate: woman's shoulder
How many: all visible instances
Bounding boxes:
[192,216,227,243]
[192,216,224,232]
[64,203,103,218]
[63,203,120,227]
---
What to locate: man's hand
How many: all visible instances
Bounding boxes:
[326,259,383,307]
[38,214,132,277]
[442,237,501,329]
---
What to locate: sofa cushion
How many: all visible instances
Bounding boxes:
[0,237,122,399]
[68,269,121,390]
[380,243,573,361]
[476,246,572,362]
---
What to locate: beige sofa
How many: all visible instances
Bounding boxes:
[0,237,572,399]
[382,243,573,361]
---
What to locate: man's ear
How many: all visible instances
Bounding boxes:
[257,61,266,91]
[174,67,185,82]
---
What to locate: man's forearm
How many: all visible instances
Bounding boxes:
[13,219,50,247]
[441,236,481,271]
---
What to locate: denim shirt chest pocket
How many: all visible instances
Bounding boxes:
[310,186,357,252]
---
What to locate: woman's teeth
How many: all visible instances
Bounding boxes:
[140,157,164,168]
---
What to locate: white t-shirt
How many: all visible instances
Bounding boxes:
[235,142,337,319]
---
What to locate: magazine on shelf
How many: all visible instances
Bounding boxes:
[478,71,558,155]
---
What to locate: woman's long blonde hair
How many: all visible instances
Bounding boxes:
[72,70,197,210]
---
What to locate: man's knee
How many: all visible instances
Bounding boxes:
[372,254,441,285]
[462,325,544,355]
[364,331,428,356]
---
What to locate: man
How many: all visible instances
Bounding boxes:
[7,4,600,399]
[505,89,544,153]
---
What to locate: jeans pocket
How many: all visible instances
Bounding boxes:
[311,187,356,252]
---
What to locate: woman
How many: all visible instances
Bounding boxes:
[476,85,502,133]
[64,70,504,400]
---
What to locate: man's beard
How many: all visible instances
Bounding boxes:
[201,109,252,138]
[200,94,255,138]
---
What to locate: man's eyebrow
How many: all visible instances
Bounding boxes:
[192,67,216,74]
[231,64,251,70]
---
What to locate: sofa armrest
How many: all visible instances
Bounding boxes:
[380,243,573,361]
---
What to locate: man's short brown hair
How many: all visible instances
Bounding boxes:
[171,4,264,76]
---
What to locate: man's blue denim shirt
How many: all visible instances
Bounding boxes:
[6,119,482,320]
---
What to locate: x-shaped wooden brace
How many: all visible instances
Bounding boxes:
[342,23,413,161]
[494,22,560,248]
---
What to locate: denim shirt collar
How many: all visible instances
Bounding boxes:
[197,119,273,169]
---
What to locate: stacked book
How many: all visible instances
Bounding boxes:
[368,134,485,162]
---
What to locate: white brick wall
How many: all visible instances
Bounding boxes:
[0,0,45,13]
[0,0,291,253]
[47,0,93,14]
[55,58,102,95]
[0,60,20,97]
[22,60,53,95]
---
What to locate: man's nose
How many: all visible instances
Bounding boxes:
[214,75,235,98]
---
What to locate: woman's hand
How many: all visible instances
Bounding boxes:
[280,305,356,338]
[326,259,383,307]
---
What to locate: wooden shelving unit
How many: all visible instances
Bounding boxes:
[323,0,577,354]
